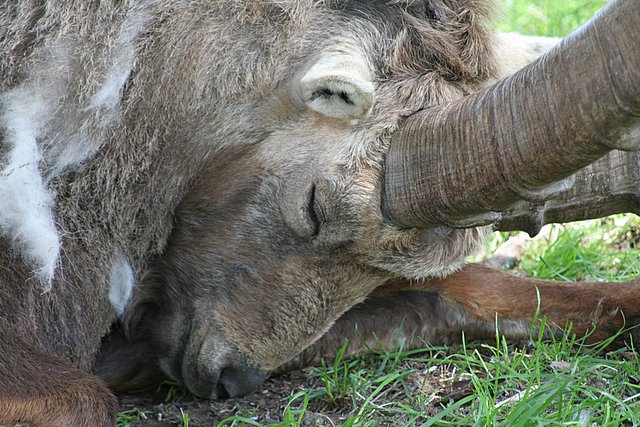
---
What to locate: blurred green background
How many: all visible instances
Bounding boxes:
[498,0,608,36]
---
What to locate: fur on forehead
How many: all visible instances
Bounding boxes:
[324,0,497,83]
[226,0,497,82]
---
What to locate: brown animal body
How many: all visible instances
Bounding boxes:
[1,1,639,425]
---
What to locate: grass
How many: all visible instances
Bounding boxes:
[218,326,640,426]
[217,212,640,425]
[216,0,636,421]
[119,1,639,425]
[517,216,640,283]
[117,408,151,427]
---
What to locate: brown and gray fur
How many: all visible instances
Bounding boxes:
[1,1,636,425]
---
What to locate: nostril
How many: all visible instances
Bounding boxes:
[217,366,265,399]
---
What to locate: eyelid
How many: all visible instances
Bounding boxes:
[307,183,321,239]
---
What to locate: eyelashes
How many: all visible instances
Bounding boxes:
[307,183,321,239]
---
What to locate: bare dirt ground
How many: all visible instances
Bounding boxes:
[117,356,476,426]
[118,369,331,426]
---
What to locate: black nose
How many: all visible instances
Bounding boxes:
[217,365,265,398]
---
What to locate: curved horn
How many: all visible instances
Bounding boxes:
[495,150,640,236]
[382,0,640,229]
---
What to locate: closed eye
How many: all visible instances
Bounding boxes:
[307,183,321,239]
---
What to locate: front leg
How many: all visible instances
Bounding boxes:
[285,264,640,368]
[0,320,118,427]
[423,264,640,343]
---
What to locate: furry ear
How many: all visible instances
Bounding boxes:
[298,52,374,120]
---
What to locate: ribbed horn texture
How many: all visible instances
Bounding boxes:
[382,0,640,230]
[495,150,640,236]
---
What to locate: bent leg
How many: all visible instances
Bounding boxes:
[0,322,118,427]
[416,263,640,343]
[286,264,640,369]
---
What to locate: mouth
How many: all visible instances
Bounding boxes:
[182,363,266,399]
[180,332,268,399]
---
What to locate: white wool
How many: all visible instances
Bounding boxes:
[108,252,135,318]
[0,92,61,287]
[47,4,153,177]
[87,5,151,112]
[46,132,101,179]
[0,3,155,285]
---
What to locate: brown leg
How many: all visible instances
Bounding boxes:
[0,323,118,427]
[415,263,640,343]
[283,264,640,370]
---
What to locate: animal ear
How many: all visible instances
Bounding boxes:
[298,53,374,120]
